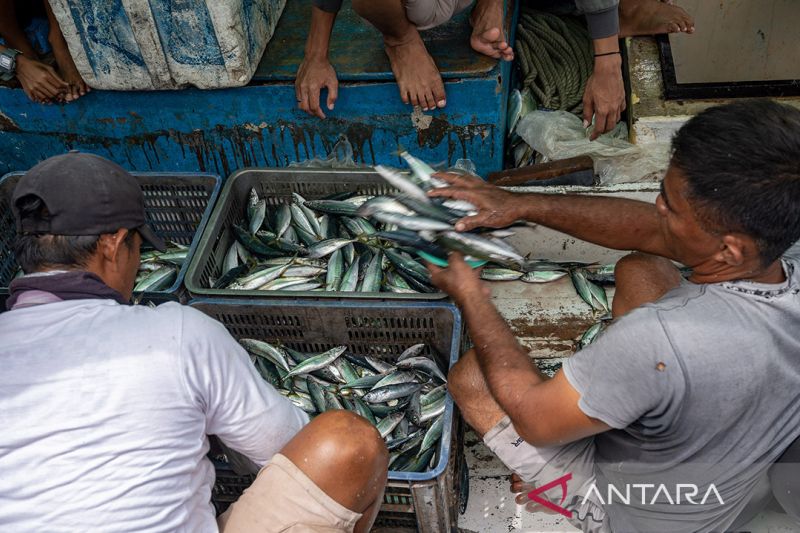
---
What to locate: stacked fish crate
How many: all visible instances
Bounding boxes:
[185,162,479,531]
[0,171,221,307]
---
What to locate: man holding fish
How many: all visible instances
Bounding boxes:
[0,152,389,533]
[427,100,800,531]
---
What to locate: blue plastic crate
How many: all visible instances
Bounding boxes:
[188,298,466,530]
[0,171,221,301]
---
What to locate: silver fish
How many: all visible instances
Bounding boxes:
[283,346,347,380]
[374,165,431,204]
[521,270,568,283]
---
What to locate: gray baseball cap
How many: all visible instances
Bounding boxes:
[12,152,167,251]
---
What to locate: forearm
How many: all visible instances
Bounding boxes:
[511,192,671,257]
[305,6,337,60]
[459,291,547,424]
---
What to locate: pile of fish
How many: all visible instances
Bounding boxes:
[481,259,692,350]
[209,151,529,293]
[507,88,537,168]
[240,339,448,473]
[134,243,189,292]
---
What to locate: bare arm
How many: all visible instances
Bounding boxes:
[583,35,626,140]
[429,173,675,260]
[296,7,338,119]
[429,254,609,446]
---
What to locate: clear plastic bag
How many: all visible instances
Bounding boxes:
[516,110,670,184]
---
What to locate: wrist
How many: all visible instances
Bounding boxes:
[509,193,534,222]
[592,35,620,56]
[593,53,622,73]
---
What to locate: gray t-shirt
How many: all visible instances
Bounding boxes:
[563,258,800,533]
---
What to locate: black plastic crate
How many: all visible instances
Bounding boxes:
[184,167,447,300]
[189,298,466,532]
[0,171,221,300]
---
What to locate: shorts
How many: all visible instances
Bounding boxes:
[217,453,362,533]
[404,0,475,30]
[484,416,610,533]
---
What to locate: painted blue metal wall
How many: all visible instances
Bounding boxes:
[0,0,514,177]
[0,70,509,176]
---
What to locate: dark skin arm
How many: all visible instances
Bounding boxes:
[0,0,69,103]
[429,172,676,260]
[583,36,626,140]
[429,253,609,446]
[296,7,338,119]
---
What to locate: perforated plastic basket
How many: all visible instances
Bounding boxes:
[184,167,447,300]
[0,171,221,301]
[189,298,466,531]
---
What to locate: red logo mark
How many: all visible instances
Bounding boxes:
[527,473,573,518]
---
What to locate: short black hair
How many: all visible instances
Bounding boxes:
[13,194,136,273]
[671,99,800,265]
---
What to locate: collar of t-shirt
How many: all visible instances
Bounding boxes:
[6,270,129,310]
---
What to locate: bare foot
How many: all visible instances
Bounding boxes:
[469,0,513,61]
[384,31,446,111]
[618,0,695,37]
[50,37,90,102]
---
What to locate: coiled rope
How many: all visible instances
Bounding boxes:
[515,9,593,113]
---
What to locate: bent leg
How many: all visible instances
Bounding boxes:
[448,347,507,437]
[612,252,682,318]
[219,411,388,533]
[770,436,800,522]
[351,0,446,110]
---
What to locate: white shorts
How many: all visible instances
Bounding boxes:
[404,0,475,30]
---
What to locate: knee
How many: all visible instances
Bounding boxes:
[614,252,659,282]
[313,410,388,470]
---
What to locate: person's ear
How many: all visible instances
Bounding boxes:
[97,229,130,265]
[714,234,750,266]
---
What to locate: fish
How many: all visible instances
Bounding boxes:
[283,346,347,380]
[363,382,425,404]
[570,269,610,314]
[247,188,266,234]
[325,249,344,291]
[578,320,607,349]
[396,356,447,382]
[397,343,426,362]
[520,270,568,283]
[240,339,293,372]
[420,415,444,453]
[376,412,406,439]
[368,212,453,232]
[134,265,177,292]
[481,268,524,281]
[303,199,361,217]
[374,165,430,204]
[398,150,447,189]
[307,238,354,259]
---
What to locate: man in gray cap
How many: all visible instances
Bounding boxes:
[0,152,388,533]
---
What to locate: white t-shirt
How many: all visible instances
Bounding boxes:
[0,299,308,533]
